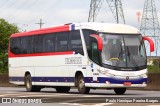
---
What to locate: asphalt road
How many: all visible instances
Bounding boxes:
[0,87,160,106]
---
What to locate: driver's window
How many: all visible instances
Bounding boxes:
[100,34,123,66]
[91,39,100,64]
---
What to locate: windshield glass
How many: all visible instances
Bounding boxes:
[100,33,147,70]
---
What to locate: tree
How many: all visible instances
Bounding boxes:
[0,18,19,73]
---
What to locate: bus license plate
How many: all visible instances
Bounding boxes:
[124,82,131,86]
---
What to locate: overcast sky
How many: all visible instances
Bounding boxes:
[0,0,160,31]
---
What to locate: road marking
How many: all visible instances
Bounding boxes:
[82,95,105,97]
[60,103,113,106]
[148,105,160,106]
[60,103,80,106]
[17,94,65,97]
[0,93,24,97]
[0,92,81,98]
[91,103,114,106]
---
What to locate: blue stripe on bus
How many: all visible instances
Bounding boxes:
[9,77,74,82]
[32,77,74,82]
[97,77,147,84]
[84,77,147,84]
[9,77,24,82]
[70,24,75,30]
[9,77,147,84]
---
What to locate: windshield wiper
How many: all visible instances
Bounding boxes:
[115,50,123,69]
[126,47,139,69]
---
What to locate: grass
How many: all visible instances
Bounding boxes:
[147,65,160,73]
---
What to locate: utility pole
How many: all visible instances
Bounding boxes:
[35,19,45,29]
[88,0,125,24]
[88,0,104,22]
[106,0,125,24]
[140,0,160,56]
[115,0,119,23]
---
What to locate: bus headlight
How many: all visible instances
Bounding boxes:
[140,73,147,78]
[98,69,107,75]
[97,69,115,77]
[105,72,115,77]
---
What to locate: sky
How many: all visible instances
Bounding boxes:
[0,0,160,32]
[0,0,160,56]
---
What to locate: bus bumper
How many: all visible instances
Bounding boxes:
[85,77,147,88]
[86,83,147,88]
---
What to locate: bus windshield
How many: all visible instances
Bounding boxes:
[99,33,147,70]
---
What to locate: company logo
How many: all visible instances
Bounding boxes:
[126,76,129,80]
[65,57,82,64]
[1,98,42,103]
[2,98,11,103]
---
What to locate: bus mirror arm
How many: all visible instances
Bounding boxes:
[90,34,103,51]
[142,36,154,52]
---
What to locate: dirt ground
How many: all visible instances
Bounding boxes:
[146,73,160,90]
[0,73,16,87]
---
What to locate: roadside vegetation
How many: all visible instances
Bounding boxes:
[0,18,19,73]
[148,59,160,73]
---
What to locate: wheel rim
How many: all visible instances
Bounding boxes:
[26,78,31,89]
[79,79,85,90]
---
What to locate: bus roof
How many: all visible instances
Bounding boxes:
[77,22,140,34]
[11,22,140,38]
[11,25,70,38]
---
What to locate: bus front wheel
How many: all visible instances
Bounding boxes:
[114,88,126,95]
[77,74,90,94]
[25,74,41,92]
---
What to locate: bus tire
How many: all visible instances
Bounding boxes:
[114,88,126,95]
[25,74,41,92]
[55,87,70,93]
[77,74,90,94]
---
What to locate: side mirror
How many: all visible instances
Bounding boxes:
[142,36,154,52]
[90,34,103,51]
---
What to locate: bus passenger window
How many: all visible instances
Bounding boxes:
[43,34,55,52]
[20,37,29,54]
[10,38,21,54]
[69,30,84,55]
[55,32,68,52]
[33,35,43,53]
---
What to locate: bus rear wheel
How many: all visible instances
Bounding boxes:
[114,88,126,95]
[25,74,41,92]
[55,87,70,93]
[77,74,90,94]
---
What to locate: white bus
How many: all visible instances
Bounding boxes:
[9,22,154,94]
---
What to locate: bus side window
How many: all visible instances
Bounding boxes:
[43,34,55,52]
[69,30,84,55]
[32,35,43,53]
[91,38,100,64]
[10,37,21,54]
[20,36,29,54]
[82,29,97,59]
[55,32,68,52]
